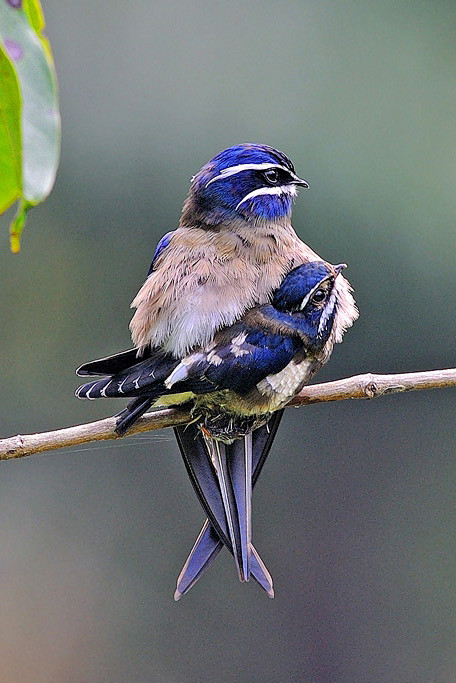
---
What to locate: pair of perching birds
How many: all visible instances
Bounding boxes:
[76,144,358,599]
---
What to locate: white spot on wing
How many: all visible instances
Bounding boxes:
[85,384,99,400]
[231,332,247,347]
[165,364,188,388]
[165,353,205,388]
[231,347,249,358]
[230,331,249,357]
[100,380,112,398]
[117,378,127,394]
[207,350,223,366]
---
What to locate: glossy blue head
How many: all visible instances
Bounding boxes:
[272,261,346,346]
[182,143,308,226]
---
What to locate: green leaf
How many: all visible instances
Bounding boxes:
[0,0,60,253]
[0,37,21,214]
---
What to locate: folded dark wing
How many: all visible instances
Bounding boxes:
[174,325,302,396]
[76,347,153,377]
[75,352,179,400]
[76,323,302,407]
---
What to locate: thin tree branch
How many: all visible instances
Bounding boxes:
[1,368,455,461]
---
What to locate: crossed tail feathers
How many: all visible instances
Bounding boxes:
[76,349,284,597]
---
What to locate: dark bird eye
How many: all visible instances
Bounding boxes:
[264,169,279,184]
[311,289,327,304]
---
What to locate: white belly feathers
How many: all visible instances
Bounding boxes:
[256,357,313,412]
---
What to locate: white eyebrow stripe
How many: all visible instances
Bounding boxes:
[298,279,327,311]
[235,184,297,211]
[205,163,291,187]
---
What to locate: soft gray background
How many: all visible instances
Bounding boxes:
[1,1,456,681]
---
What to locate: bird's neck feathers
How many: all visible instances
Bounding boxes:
[244,306,332,353]
[179,193,293,232]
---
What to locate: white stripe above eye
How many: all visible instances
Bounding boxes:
[205,162,291,188]
[235,184,297,211]
[299,280,325,311]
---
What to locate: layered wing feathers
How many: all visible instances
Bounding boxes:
[168,325,302,396]
[76,352,179,400]
[76,323,302,405]
[76,347,152,377]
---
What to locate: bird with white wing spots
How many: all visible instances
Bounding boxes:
[76,144,358,598]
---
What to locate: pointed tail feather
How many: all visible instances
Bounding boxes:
[222,434,253,581]
[174,519,221,600]
[212,438,251,581]
[174,520,274,600]
[250,547,274,598]
[174,423,234,548]
[174,411,283,598]
[115,397,155,435]
[174,411,284,597]
[174,423,271,594]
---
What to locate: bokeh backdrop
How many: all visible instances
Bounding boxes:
[1,1,456,681]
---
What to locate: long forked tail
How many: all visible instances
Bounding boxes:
[212,435,252,581]
[174,424,270,596]
[173,410,284,599]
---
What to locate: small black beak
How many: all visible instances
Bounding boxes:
[291,173,309,188]
[333,263,347,276]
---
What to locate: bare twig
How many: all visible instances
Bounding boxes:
[290,368,456,404]
[1,368,455,461]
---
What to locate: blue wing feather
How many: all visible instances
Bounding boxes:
[148,231,175,275]
[77,318,302,407]
[183,329,301,396]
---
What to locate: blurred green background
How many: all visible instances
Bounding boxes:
[1,1,456,681]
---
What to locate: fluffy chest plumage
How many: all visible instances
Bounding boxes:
[130,222,321,357]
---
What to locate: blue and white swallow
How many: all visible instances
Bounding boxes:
[76,144,357,598]
[77,260,349,598]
